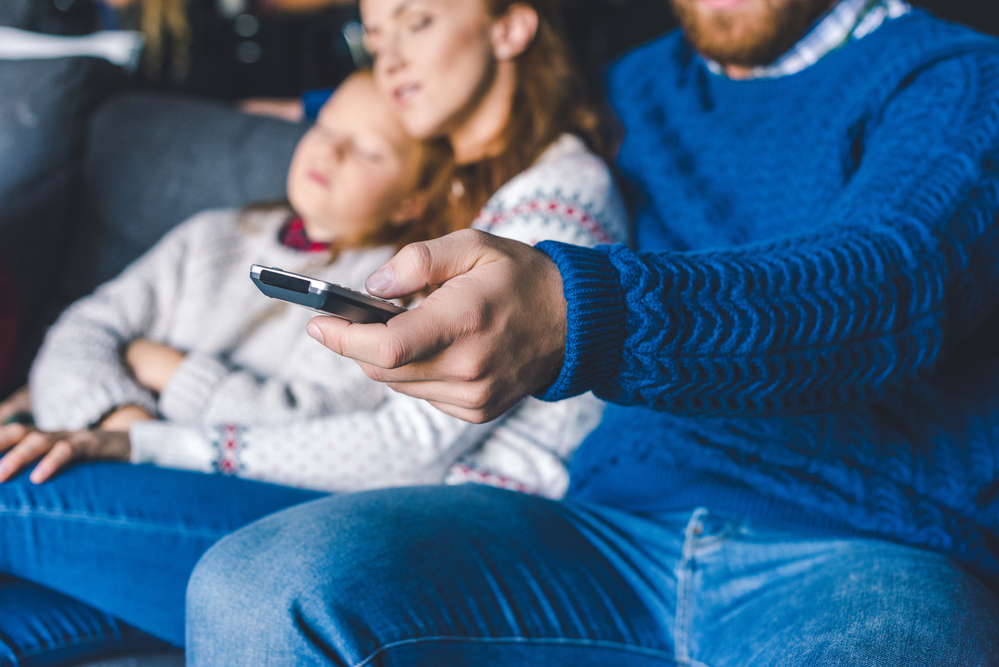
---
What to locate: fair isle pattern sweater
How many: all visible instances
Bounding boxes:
[32,134,627,498]
[537,12,999,586]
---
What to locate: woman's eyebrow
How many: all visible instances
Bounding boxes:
[392,0,422,18]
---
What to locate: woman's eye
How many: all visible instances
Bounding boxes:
[408,14,432,32]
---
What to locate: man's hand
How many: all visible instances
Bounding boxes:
[126,339,186,394]
[306,229,567,423]
[0,424,130,484]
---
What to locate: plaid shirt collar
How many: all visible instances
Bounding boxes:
[703,0,911,79]
[279,217,331,253]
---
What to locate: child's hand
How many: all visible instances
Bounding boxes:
[0,386,31,425]
[126,339,186,394]
[99,405,155,432]
[0,424,130,484]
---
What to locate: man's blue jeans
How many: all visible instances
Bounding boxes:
[0,463,323,666]
[188,484,999,666]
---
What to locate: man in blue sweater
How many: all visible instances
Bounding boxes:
[190,0,999,663]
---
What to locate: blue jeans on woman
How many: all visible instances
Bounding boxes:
[188,484,999,666]
[0,462,323,666]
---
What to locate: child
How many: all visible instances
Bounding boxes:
[19,72,628,498]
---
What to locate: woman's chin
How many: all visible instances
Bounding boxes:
[397,110,448,143]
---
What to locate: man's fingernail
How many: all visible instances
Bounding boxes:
[307,323,325,345]
[366,265,394,294]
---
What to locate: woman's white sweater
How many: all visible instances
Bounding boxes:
[30,134,629,498]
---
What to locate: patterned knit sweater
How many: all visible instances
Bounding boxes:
[537,12,999,586]
[32,134,627,497]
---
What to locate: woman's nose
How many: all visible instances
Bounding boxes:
[377,33,406,76]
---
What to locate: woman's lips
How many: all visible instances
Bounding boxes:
[307,169,331,187]
[393,82,420,105]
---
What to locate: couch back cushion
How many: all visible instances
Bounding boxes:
[65,91,308,301]
[0,56,128,389]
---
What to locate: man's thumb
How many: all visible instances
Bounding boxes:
[365,229,492,298]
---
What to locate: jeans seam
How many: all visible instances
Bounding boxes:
[673,509,704,667]
[0,506,226,540]
[351,635,675,667]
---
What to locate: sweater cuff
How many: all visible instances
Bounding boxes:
[158,351,230,423]
[129,421,216,472]
[32,377,157,432]
[534,241,626,401]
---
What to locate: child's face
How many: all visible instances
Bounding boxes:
[287,74,424,243]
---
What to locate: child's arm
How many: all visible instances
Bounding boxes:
[28,221,192,431]
[128,389,601,494]
[130,389,493,490]
[154,346,387,426]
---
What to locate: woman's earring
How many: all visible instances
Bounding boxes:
[496,47,510,60]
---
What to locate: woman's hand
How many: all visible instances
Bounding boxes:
[238,97,305,122]
[126,339,186,394]
[0,424,130,484]
[0,386,31,424]
[306,229,567,423]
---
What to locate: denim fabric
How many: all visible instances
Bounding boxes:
[187,485,999,666]
[0,462,323,664]
[0,576,174,667]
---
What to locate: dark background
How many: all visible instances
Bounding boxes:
[8,0,999,100]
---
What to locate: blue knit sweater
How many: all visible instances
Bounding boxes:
[537,10,999,587]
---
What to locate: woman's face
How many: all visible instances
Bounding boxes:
[361,0,501,145]
[286,75,424,243]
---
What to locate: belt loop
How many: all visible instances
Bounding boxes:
[682,507,709,558]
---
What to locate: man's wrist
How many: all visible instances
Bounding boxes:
[533,241,626,401]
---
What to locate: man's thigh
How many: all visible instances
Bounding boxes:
[691,519,999,667]
[186,485,676,666]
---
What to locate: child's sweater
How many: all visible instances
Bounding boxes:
[31,134,628,498]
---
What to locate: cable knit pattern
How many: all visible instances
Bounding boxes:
[537,12,999,586]
[119,134,626,498]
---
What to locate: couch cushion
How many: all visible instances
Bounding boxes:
[0,56,128,390]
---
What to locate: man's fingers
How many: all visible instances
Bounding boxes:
[364,229,498,299]
[29,440,76,484]
[382,379,511,423]
[426,400,498,425]
[0,431,53,482]
[309,302,456,369]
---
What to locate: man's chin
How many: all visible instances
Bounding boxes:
[697,0,756,10]
[671,0,836,69]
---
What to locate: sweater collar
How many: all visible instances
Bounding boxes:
[702,0,911,80]
[278,217,331,253]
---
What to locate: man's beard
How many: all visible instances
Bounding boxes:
[670,0,838,67]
